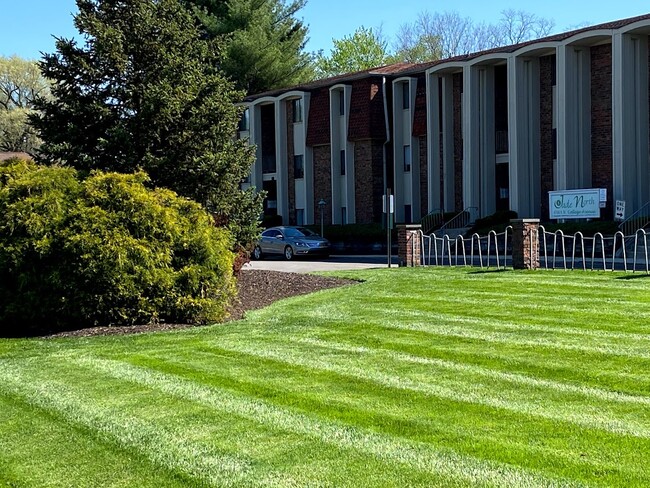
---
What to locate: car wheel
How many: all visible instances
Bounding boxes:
[284,246,294,261]
[252,245,263,260]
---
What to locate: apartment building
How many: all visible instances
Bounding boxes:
[241,13,650,226]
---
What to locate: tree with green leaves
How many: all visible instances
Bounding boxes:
[31,0,262,248]
[315,26,390,78]
[0,56,50,153]
[184,0,313,94]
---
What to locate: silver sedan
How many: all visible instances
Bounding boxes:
[252,226,331,261]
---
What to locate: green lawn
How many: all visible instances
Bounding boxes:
[1,268,649,487]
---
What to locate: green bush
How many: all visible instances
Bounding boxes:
[0,159,235,334]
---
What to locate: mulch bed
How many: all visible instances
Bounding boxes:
[44,269,355,339]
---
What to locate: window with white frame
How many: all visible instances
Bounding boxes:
[293,154,304,179]
[238,108,250,131]
[402,82,410,110]
[292,98,303,123]
[340,149,346,175]
[403,144,411,173]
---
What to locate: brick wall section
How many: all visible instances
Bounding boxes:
[511,219,540,270]
[348,77,387,141]
[306,88,331,146]
[539,55,555,220]
[453,72,463,212]
[313,144,332,225]
[412,76,427,137]
[419,136,428,215]
[354,140,384,223]
[286,100,296,224]
[398,224,422,267]
[590,43,613,220]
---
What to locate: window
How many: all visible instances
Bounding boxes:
[404,205,412,224]
[295,209,305,226]
[341,207,347,225]
[402,83,410,110]
[292,98,303,123]
[340,149,346,175]
[403,145,411,172]
[238,108,250,131]
[293,155,304,179]
[339,91,345,116]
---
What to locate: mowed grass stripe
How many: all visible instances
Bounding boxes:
[0,362,270,488]
[207,340,650,438]
[367,317,650,360]
[112,344,650,485]
[314,326,650,399]
[296,337,650,406]
[297,306,650,361]
[63,353,586,488]
[2,267,649,487]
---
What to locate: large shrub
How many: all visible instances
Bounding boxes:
[0,159,235,334]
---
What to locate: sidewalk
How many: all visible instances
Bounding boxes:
[244,255,398,273]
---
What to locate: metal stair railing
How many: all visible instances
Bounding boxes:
[420,208,444,235]
[438,206,479,233]
[619,200,650,236]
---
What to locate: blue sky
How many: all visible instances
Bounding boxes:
[1,1,649,60]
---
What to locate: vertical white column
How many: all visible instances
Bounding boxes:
[613,33,650,213]
[274,99,289,224]
[344,87,356,224]
[508,56,541,218]
[409,79,421,221]
[463,65,481,213]
[250,103,263,190]
[426,73,442,214]
[557,44,591,191]
[329,89,341,224]
[302,93,314,224]
[636,36,650,208]
[479,66,496,217]
[442,74,455,211]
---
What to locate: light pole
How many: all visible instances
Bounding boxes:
[318,199,326,237]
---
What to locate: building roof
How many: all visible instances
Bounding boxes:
[397,12,650,76]
[245,12,650,101]
[244,63,416,102]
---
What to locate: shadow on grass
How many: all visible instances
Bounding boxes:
[616,273,650,280]
[468,268,513,275]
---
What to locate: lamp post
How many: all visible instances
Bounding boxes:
[318,199,326,237]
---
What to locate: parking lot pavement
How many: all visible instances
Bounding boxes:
[244,255,398,273]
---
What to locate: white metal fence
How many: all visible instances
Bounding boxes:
[419,227,512,270]
[418,227,650,273]
[537,227,649,272]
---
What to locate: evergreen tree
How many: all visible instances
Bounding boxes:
[31,0,262,247]
[185,0,313,94]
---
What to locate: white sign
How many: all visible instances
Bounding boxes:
[549,189,601,219]
[599,188,607,208]
[615,200,626,221]
[382,194,394,214]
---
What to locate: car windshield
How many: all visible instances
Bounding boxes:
[284,227,317,238]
